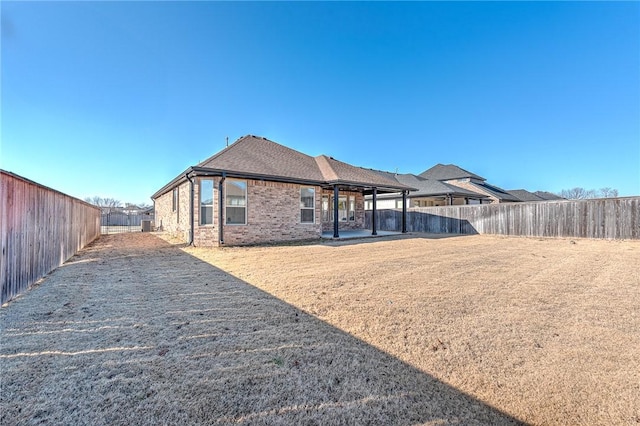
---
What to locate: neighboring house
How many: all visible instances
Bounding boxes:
[534,191,564,201]
[365,173,489,209]
[121,204,154,215]
[419,164,520,204]
[101,205,154,226]
[506,189,546,202]
[151,135,414,246]
[507,189,567,202]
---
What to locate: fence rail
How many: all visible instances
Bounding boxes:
[1,170,101,304]
[101,211,154,234]
[365,197,640,240]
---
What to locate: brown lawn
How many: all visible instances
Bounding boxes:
[185,233,640,425]
[1,232,638,425]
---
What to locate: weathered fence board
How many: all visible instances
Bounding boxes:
[1,171,101,304]
[365,197,640,240]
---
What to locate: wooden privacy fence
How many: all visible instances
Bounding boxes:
[365,197,640,240]
[1,170,101,304]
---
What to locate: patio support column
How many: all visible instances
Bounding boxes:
[372,187,377,236]
[402,190,407,234]
[333,185,339,238]
[219,173,226,245]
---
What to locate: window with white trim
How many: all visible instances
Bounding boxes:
[200,179,214,225]
[172,188,178,212]
[300,187,315,223]
[226,179,247,224]
[338,196,347,221]
[348,197,355,221]
[321,195,330,222]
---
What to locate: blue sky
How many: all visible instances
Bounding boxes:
[2,1,639,205]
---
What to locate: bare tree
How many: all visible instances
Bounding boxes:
[598,187,619,198]
[84,196,122,213]
[559,187,619,199]
[559,187,596,199]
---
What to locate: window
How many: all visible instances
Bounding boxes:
[321,196,330,222]
[300,187,315,223]
[226,179,247,224]
[172,188,178,212]
[338,196,347,221]
[200,179,214,225]
[348,197,355,221]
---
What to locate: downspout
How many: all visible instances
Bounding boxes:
[185,173,194,246]
[219,173,226,245]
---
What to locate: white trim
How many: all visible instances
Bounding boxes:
[199,178,214,226]
[300,186,315,224]
[225,179,247,225]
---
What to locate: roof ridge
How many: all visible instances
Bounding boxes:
[314,155,339,181]
[196,134,252,167]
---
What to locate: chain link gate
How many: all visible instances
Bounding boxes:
[101,210,155,234]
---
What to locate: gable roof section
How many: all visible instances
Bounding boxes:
[507,189,546,202]
[198,135,326,182]
[419,164,485,181]
[152,135,413,199]
[316,155,407,189]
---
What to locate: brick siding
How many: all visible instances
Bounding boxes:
[155,179,369,246]
[320,190,365,232]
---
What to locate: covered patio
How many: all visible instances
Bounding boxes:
[321,229,403,240]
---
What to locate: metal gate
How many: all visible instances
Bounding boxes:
[101,211,155,234]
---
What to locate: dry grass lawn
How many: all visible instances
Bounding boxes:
[1,232,638,425]
[185,233,640,425]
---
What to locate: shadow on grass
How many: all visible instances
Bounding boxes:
[0,233,525,425]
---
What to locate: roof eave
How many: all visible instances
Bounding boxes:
[324,179,416,193]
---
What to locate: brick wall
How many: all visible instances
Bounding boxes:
[189,178,324,246]
[219,179,322,246]
[154,181,191,242]
[320,190,365,232]
[155,178,371,246]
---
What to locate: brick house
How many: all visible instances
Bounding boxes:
[151,135,414,246]
[365,172,489,209]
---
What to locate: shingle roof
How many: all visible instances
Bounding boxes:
[419,164,485,181]
[153,135,413,199]
[507,189,546,202]
[198,135,326,182]
[469,181,521,202]
[316,155,408,188]
[373,172,487,198]
[534,191,564,200]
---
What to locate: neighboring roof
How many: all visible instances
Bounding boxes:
[370,172,488,199]
[419,164,485,181]
[507,189,546,202]
[152,135,413,199]
[469,181,521,202]
[534,191,564,200]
